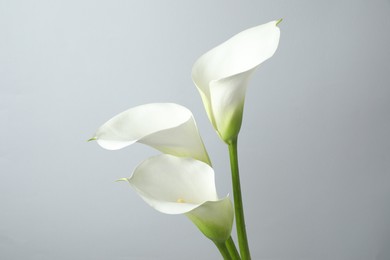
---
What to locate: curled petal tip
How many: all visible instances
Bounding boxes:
[276,18,283,26]
[87,137,97,142]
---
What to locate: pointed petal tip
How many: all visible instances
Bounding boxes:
[276,18,283,26]
[87,137,97,142]
[115,178,129,183]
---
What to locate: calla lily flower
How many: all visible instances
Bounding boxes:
[192,20,281,142]
[120,154,234,243]
[89,103,211,165]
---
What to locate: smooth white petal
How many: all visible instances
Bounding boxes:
[91,103,210,164]
[192,20,280,85]
[126,154,218,214]
[192,20,281,141]
[209,69,254,141]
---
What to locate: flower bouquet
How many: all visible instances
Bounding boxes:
[89,20,281,260]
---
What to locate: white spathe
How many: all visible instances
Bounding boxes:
[122,154,234,242]
[90,103,210,164]
[192,20,281,142]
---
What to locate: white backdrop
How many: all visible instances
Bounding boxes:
[1,0,390,259]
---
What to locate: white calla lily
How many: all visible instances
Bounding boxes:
[121,154,234,243]
[192,20,281,142]
[90,103,211,165]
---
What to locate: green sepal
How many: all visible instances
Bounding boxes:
[186,198,234,243]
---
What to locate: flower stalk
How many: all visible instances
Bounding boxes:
[226,236,241,260]
[214,241,232,260]
[213,236,241,260]
[228,137,251,260]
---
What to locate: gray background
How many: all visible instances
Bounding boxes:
[1,0,389,259]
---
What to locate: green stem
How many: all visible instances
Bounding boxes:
[226,236,241,260]
[227,138,251,260]
[214,241,233,260]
